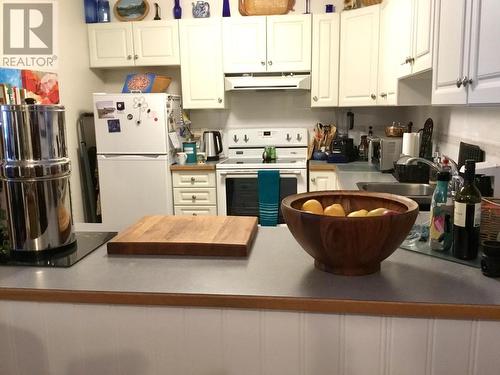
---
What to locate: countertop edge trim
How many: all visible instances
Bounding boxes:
[1,288,500,320]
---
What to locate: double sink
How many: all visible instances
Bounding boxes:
[357,182,435,210]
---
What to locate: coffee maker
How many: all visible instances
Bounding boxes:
[328,110,356,163]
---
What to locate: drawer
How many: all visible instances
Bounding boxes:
[172,171,216,188]
[174,205,217,216]
[173,188,217,205]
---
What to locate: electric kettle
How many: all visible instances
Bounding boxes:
[202,131,223,161]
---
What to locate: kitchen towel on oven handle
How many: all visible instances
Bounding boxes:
[258,170,280,226]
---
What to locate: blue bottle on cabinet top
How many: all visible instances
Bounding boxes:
[173,0,182,19]
[222,0,231,17]
[84,0,98,23]
[97,0,111,22]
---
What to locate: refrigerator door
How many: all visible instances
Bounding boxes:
[97,154,172,230]
[94,93,169,154]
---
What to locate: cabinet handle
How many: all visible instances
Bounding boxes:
[192,213,197,216]
[218,98,223,104]
[371,94,377,100]
[409,57,415,64]
[380,92,387,98]
[462,76,473,87]
[190,177,196,183]
[311,178,316,183]
[313,96,318,102]
[456,78,463,88]
[127,55,132,60]
[192,195,197,200]
[268,60,273,66]
[134,54,139,60]
[261,61,266,66]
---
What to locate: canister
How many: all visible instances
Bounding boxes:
[183,141,197,164]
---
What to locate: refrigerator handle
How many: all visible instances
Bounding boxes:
[98,154,168,160]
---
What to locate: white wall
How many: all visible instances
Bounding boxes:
[407,106,500,164]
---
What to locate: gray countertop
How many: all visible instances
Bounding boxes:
[1,226,499,318]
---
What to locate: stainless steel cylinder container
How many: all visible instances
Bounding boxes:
[0,105,75,252]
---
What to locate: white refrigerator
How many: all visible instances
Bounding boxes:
[93,93,181,230]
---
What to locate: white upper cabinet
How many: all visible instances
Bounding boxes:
[266,15,312,72]
[378,0,403,105]
[432,0,470,104]
[311,14,340,107]
[467,0,500,104]
[339,5,381,106]
[398,0,434,78]
[180,18,225,109]
[432,0,500,105]
[88,21,180,68]
[222,17,267,73]
[222,14,311,73]
[133,21,180,66]
[88,23,134,68]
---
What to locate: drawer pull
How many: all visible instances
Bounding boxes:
[190,177,196,183]
[192,195,197,200]
[192,213,197,216]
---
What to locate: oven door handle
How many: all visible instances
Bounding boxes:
[218,170,303,176]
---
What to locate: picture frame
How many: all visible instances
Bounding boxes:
[114,0,150,22]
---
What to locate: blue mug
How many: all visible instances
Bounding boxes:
[183,141,197,164]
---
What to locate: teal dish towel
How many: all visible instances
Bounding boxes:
[258,170,280,226]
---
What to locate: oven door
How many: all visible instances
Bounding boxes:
[216,169,307,224]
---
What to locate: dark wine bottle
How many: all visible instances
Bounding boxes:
[452,160,482,260]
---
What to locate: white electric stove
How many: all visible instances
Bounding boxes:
[216,128,308,224]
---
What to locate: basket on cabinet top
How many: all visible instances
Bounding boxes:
[238,0,295,16]
[361,0,382,5]
[481,198,500,242]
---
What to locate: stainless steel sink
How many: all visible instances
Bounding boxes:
[356,182,435,207]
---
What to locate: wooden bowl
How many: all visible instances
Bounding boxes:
[281,191,419,276]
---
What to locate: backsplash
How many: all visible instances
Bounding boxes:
[407,106,500,164]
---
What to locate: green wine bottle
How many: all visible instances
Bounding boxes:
[452,160,482,260]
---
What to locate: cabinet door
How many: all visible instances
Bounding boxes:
[411,0,434,74]
[396,0,414,79]
[378,0,402,105]
[309,171,338,192]
[266,14,312,72]
[133,21,180,66]
[432,0,471,105]
[222,17,267,73]
[88,23,134,68]
[180,19,225,109]
[467,0,500,104]
[339,6,380,106]
[311,14,340,107]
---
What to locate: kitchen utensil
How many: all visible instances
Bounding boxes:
[202,130,223,161]
[107,215,258,257]
[238,0,295,16]
[458,142,485,170]
[358,135,369,161]
[385,122,405,137]
[183,141,197,163]
[0,104,75,252]
[282,191,419,275]
[418,118,433,158]
[337,110,354,140]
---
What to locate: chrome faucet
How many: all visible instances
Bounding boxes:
[396,154,463,196]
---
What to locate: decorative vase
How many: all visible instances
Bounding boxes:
[84,0,98,23]
[222,0,230,17]
[173,0,182,19]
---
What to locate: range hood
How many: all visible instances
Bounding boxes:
[224,73,311,91]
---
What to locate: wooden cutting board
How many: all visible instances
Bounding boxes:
[107,215,258,257]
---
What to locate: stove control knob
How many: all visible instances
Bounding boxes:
[286,134,292,142]
[244,135,249,143]
[296,134,302,142]
[233,135,239,143]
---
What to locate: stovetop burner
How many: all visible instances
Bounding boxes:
[0,231,116,267]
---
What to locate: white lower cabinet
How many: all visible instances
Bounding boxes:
[309,170,340,191]
[172,171,217,215]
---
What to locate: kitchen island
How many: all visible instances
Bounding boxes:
[1,226,500,374]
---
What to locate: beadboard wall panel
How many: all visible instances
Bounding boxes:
[2,301,500,375]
